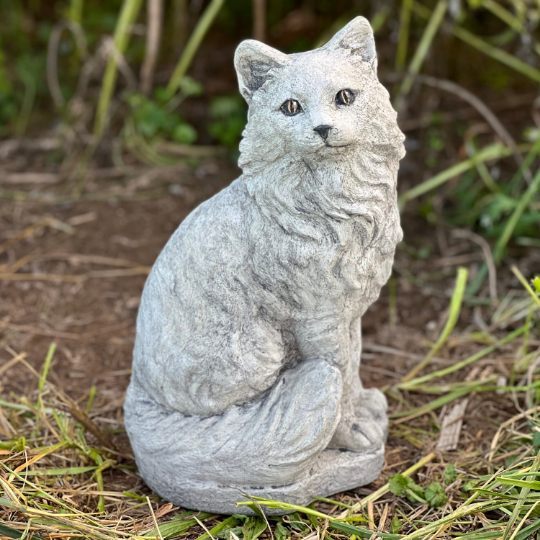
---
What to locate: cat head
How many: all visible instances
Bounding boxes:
[234,17,405,176]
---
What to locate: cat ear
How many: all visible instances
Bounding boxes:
[235,40,289,103]
[323,17,377,66]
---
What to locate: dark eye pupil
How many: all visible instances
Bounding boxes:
[337,89,354,106]
[281,99,301,116]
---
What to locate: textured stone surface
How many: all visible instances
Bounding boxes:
[125,16,405,515]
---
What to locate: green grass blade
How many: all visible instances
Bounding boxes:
[143,513,213,539]
[482,0,524,33]
[395,0,414,72]
[516,519,540,540]
[399,143,512,208]
[165,0,225,100]
[453,25,540,83]
[493,168,540,263]
[396,0,448,107]
[0,521,44,540]
[399,324,528,389]
[21,466,98,477]
[329,520,401,539]
[501,451,540,540]
[93,0,144,140]
[467,137,540,296]
[195,516,241,540]
[390,387,472,420]
[38,342,56,394]
[402,267,468,382]
[512,266,540,312]
[497,478,540,490]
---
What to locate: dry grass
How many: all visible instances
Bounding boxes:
[1,270,539,540]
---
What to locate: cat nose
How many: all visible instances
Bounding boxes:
[313,124,332,140]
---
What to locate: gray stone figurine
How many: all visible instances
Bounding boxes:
[124,16,405,515]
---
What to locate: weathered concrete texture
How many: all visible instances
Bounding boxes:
[125,16,405,515]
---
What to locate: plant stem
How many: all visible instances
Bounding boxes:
[398,143,513,209]
[165,0,225,100]
[511,266,540,312]
[467,138,540,296]
[399,324,529,390]
[396,0,448,109]
[93,0,144,140]
[140,0,164,95]
[395,0,414,72]
[452,25,540,83]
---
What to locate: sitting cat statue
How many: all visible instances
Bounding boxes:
[125,16,405,515]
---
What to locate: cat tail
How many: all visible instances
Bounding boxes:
[124,358,342,502]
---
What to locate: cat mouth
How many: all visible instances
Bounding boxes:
[324,143,351,149]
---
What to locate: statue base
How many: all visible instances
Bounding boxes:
[144,446,384,516]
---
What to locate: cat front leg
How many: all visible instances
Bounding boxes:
[348,316,388,438]
[294,317,387,453]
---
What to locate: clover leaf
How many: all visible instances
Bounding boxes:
[425,482,448,508]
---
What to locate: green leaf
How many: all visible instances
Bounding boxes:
[0,521,45,540]
[173,123,197,144]
[329,520,401,540]
[242,517,267,540]
[425,482,448,508]
[533,277,540,295]
[215,526,243,539]
[179,76,204,98]
[286,513,308,532]
[388,473,409,496]
[390,516,402,534]
[462,479,480,492]
[443,463,458,485]
[275,521,290,540]
[388,473,425,502]
[533,432,540,447]
[195,517,240,540]
[21,466,97,477]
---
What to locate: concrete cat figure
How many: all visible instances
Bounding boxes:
[124,16,405,515]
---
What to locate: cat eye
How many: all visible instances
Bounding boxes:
[336,89,355,106]
[280,99,302,116]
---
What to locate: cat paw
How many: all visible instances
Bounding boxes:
[327,388,388,453]
[357,387,387,420]
[328,414,386,453]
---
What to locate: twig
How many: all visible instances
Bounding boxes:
[0,218,76,256]
[0,320,133,341]
[147,497,164,540]
[0,172,61,185]
[140,0,163,94]
[414,74,527,180]
[0,138,62,159]
[47,19,88,107]
[0,266,150,282]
